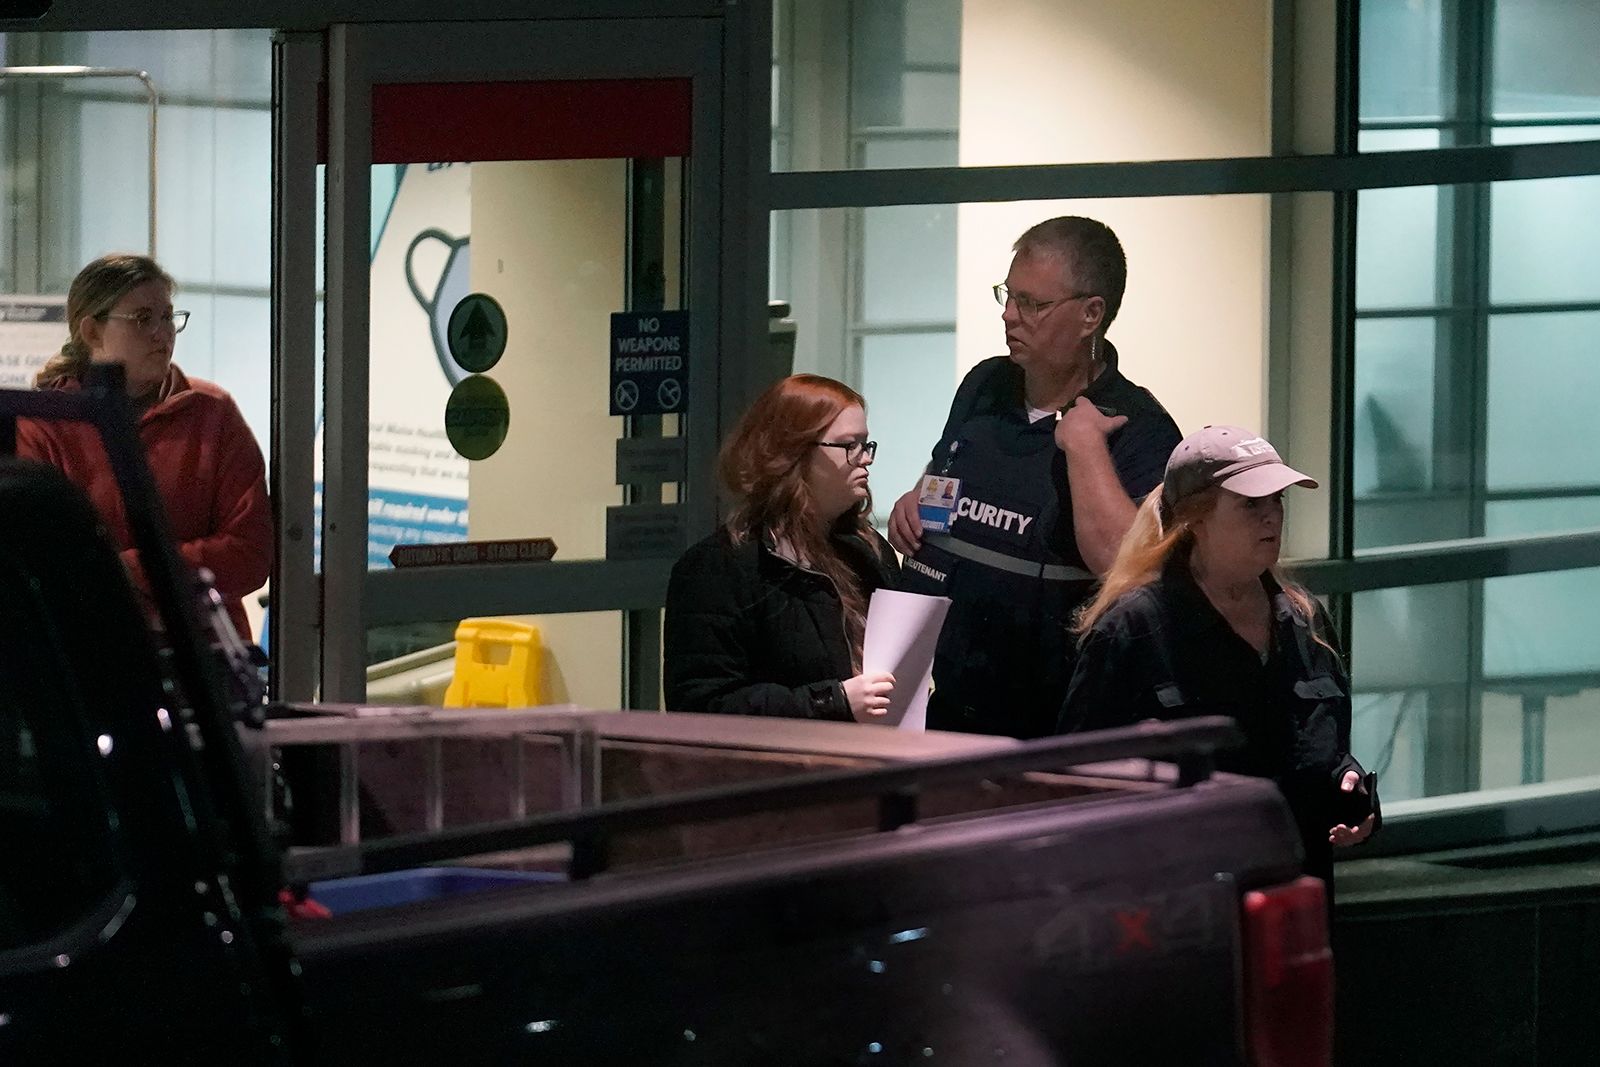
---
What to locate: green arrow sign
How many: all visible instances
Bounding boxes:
[447,292,508,374]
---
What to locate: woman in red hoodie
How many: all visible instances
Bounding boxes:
[17,253,272,639]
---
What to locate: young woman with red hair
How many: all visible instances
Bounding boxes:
[664,374,899,721]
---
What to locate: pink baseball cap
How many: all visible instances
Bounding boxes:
[1161,425,1318,512]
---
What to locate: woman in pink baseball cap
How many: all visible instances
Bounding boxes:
[1057,426,1377,890]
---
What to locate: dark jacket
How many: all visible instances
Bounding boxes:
[899,346,1181,739]
[1058,554,1368,880]
[664,526,901,719]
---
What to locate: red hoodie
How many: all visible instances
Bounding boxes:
[16,364,272,639]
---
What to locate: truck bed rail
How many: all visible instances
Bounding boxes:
[286,716,1242,883]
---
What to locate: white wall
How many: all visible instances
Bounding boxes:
[956,0,1273,440]
[468,159,628,708]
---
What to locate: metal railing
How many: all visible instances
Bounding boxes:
[1290,527,1600,596]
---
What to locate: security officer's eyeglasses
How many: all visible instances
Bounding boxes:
[992,283,1095,321]
[817,439,877,464]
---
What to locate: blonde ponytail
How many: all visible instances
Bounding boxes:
[34,339,91,389]
[1074,489,1208,634]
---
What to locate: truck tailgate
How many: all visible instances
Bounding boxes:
[294,773,1300,1065]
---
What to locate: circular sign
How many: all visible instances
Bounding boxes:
[656,378,682,410]
[614,380,640,412]
[447,292,508,374]
[444,374,510,461]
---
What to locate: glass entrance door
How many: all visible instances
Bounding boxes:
[275,20,724,706]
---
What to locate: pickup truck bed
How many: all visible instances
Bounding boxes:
[294,764,1300,1064]
[0,378,1332,1065]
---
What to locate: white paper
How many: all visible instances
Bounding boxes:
[861,589,951,731]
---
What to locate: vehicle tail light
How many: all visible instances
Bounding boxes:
[1240,876,1333,1067]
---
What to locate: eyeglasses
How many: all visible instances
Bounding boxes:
[992,283,1095,320]
[102,309,190,334]
[817,439,877,464]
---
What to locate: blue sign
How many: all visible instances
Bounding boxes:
[610,310,689,416]
[314,485,472,571]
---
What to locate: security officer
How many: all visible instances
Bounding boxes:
[889,216,1181,739]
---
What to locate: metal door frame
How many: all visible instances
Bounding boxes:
[273,18,739,702]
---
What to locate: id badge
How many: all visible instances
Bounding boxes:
[917,473,963,533]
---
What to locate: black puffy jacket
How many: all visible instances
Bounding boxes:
[664,527,901,719]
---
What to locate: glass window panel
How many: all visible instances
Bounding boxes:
[1481,685,1600,791]
[779,0,1270,170]
[207,294,272,449]
[1352,316,1437,498]
[769,212,792,302]
[1478,689,1526,791]
[858,331,957,511]
[850,3,916,130]
[902,0,963,66]
[1483,501,1600,682]
[1488,127,1600,306]
[860,136,957,169]
[860,203,958,323]
[1485,496,1600,538]
[74,98,153,260]
[1350,691,1428,803]
[774,207,849,382]
[1354,574,1600,799]
[57,29,272,105]
[1486,311,1600,491]
[1354,494,1473,552]
[213,108,273,288]
[1481,555,1600,790]
[1534,685,1600,784]
[847,0,959,140]
[896,71,960,131]
[1352,581,1472,692]
[1355,130,1442,309]
[1351,581,1471,801]
[1491,123,1600,145]
[1483,566,1600,678]
[1492,0,1600,120]
[90,101,269,291]
[153,104,223,280]
[1358,0,1445,123]
[1351,581,1473,801]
